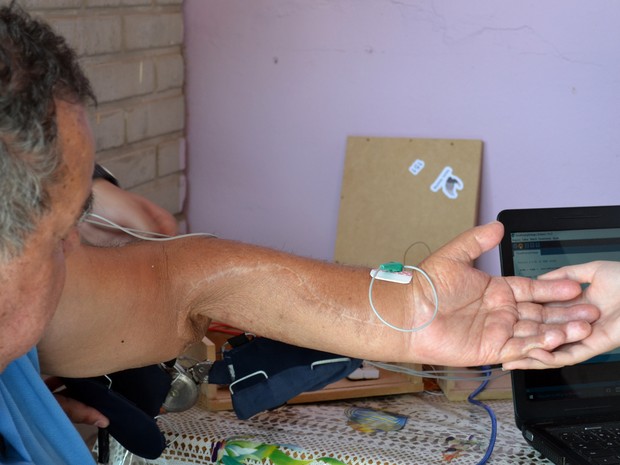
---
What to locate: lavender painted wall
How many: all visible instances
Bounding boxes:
[184,0,620,274]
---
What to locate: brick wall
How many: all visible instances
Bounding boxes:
[22,0,187,225]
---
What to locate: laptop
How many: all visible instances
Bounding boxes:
[498,205,620,465]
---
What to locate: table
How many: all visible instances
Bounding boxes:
[106,392,553,465]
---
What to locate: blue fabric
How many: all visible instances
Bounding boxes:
[61,368,169,460]
[0,348,95,464]
[208,337,362,420]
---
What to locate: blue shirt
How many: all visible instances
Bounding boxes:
[0,348,95,464]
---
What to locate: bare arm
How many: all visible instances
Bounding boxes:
[39,236,411,376]
[43,176,180,427]
[38,222,599,377]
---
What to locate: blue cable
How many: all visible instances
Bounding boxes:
[467,366,498,465]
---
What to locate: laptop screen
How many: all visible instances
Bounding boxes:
[510,227,620,280]
[498,206,620,425]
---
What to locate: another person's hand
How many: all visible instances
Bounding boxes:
[45,376,109,428]
[400,221,598,367]
[503,260,620,370]
[79,178,178,245]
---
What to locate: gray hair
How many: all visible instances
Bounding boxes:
[0,2,95,260]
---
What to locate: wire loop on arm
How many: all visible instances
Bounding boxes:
[368,264,439,332]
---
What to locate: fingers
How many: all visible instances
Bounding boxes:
[516,302,599,324]
[53,393,110,427]
[140,196,178,236]
[431,221,504,264]
[514,320,591,342]
[502,320,592,362]
[507,275,586,303]
[538,262,600,282]
[46,376,110,427]
[502,346,582,370]
[502,357,562,370]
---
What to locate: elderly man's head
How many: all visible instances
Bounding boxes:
[0,4,96,370]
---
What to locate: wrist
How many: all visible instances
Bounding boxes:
[369,263,438,333]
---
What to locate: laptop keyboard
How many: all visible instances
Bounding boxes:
[549,423,620,464]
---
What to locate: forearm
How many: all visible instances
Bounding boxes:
[38,237,416,377]
[171,238,416,360]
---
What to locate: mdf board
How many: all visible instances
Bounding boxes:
[334,137,483,267]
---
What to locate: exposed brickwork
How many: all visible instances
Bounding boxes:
[22,0,186,223]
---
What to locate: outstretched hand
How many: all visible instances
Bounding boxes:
[402,222,599,367]
[503,261,620,370]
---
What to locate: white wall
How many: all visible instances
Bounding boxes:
[184,0,620,274]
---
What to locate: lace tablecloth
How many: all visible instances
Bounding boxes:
[108,392,552,465]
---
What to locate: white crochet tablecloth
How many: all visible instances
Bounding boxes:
[106,392,552,465]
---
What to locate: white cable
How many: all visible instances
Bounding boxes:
[366,360,510,382]
[85,212,217,241]
[368,264,439,332]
